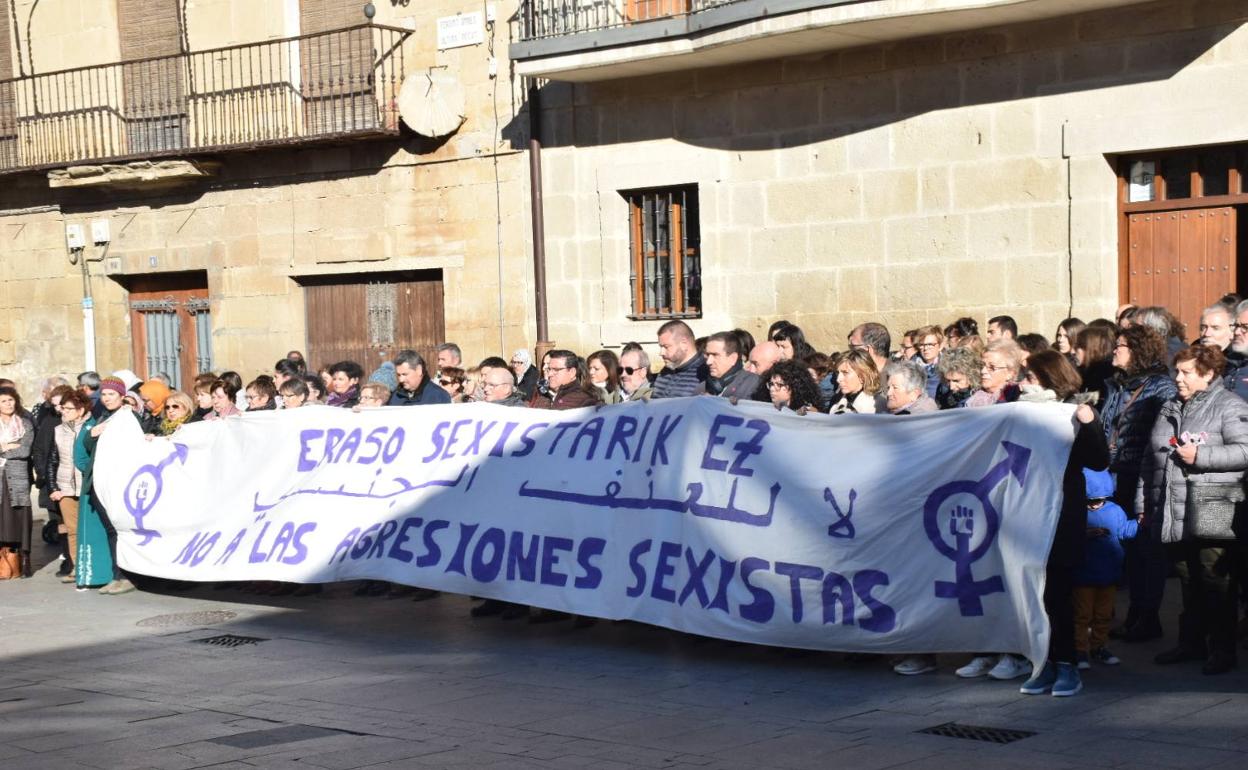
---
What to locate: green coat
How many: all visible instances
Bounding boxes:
[73,414,114,587]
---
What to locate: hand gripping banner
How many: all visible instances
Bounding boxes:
[95,398,1077,664]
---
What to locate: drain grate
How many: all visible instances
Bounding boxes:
[192,634,268,648]
[917,722,1036,744]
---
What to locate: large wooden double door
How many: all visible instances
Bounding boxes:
[1126,206,1237,336]
[127,272,213,391]
[302,270,445,373]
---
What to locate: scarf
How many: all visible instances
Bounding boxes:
[0,413,26,442]
[159,414,190,436]
[327,386,358,408]
[705,360,744,396]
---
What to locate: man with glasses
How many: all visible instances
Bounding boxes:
[912,325,945,399]
[1225,300,1248,400]
[653,320,708,399]
[531,350,599,410]
[388,350,451,407]
[619,348,653,401]
[700,331,759,399]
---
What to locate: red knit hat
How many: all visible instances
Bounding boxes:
[99,377,127,397]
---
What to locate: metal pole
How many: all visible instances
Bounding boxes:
[524,1,551,356]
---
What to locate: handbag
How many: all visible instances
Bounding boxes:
[1184,480,1245,540]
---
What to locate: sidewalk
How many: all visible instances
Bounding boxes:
[1,554,1246,770]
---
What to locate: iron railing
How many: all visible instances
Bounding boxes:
[0,24,411,175]
[521,0,739,40]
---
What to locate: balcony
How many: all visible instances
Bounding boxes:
[0,24,411,177]
[512,0,1158,81]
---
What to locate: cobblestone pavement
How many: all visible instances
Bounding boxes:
[1,555,1246,770]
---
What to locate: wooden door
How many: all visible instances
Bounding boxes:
[302,271,445,373]
[118,0,187,154]
[1127,206,1236,337]
[127,272,212,391]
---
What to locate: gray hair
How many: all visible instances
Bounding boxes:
[41,376,69,392]
[436,342,462,363]
[1202,303,1232,320]
[984,339,1023,372]
[1133,306,1171,338]
[881,360,927,396]
[621,346,650,370]
[937,345,982,384]
[1235,299,1248,320]
[77,371,101,389]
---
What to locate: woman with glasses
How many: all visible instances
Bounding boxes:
[1100,325,1176,642]
[912,325,945,399]
[587,350,623,405]
[279,378,310,408]
[156,392,194,436]
[965,340,1023,407]
[511,349,539,400]
[765,360,821,413]
[244,377,278,411]
[437,367,468,402]
[47,390,91,583]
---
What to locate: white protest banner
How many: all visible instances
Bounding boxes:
[95,399,1077,664]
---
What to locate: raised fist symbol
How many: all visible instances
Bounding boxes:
[949,504,974,536]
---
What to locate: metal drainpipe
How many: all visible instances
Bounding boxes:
[524,2,552,359]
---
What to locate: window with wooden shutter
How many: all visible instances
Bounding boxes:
[300,0,377,134]
[623,185,702,320]
[117,0,187,154]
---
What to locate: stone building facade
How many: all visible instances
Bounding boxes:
[518,0,1248,351]
[2,0,1247,397]
[0,0,531,394]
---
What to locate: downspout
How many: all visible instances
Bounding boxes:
[524,1,551,359]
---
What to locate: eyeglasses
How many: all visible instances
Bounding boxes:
[621,366,644,375]
[918,342,940,349]
[483,382,510,389]
[167,404,186,411]
[543,366,568,374]
[510,359,525,365]
[767,380,789,390]
[1234,324,1248,332]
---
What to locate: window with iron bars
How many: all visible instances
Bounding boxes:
[623,185,701,320]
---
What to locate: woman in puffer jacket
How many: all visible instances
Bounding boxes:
[1101,325,1177,642]
[1139,344,1248,675]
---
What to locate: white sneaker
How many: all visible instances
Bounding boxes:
[893,655,937,676]
[988,654,1031,680]
[955,655,999,678]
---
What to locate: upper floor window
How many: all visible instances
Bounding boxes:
[623,185,701,320]
[1124,144,1245,204]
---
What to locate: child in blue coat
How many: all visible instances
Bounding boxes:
[1074,468,1139,668]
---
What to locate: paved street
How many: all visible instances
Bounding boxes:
[2,544,1247,770]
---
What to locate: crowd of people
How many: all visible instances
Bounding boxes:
[3,298,1248,698]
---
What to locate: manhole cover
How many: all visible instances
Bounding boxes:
[917,722,1036,744]
[137,611,238,628]
[192,634,267,648]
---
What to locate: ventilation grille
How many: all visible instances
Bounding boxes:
[192,634,267,648]
[917,722,1036,744]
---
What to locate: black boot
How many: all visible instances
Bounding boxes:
[1109,606,1141,640]
[19,551,32,578]
[1124,612,1163,642]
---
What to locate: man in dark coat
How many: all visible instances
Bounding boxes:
[388,350,451,407]
[699,331,758,400]
[652,320,707,399]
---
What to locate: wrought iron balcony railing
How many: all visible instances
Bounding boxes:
[0,24,411,175]
[521,0,737,40]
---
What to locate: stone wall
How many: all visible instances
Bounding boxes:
[0,1,532,400]
[536,0,1248,352]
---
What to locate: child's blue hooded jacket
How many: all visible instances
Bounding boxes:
[1075,468,1139,586]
